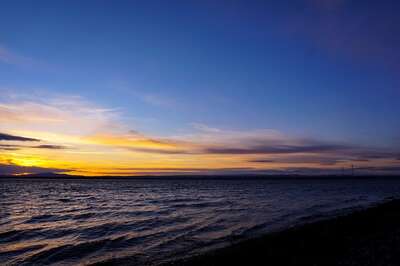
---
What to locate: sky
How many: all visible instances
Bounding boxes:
[0,0,399,176]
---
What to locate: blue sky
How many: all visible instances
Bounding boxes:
[0,1,399,175]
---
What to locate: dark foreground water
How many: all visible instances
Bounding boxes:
[1,178,400,265]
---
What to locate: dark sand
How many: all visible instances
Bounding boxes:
[163,199,400,266]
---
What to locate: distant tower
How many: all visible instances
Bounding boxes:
[351,164,354,176]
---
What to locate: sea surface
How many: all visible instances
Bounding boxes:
[1,178,400,265]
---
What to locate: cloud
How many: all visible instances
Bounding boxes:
[1,92,398,176]
[85,131,191,154]
[78,165,400,176]
[0,144,68,151]
[89,127,358,157]
[0,92,120,139]
[98,125,400,167]
[250,165,400,176]
[356,166,400,172]
[126,147,189,154]
[113,167,253,171]
[250,156,347,166]
[204,143,351,155]
[0,131,67,151]
[250,159,276,163]
[78,167,260,176]
[34,144,67,149]
[248,146,400,166]
[191,123,222,133]
[0,144,20,151]
[249,149,400,165]
[352,150,400,160]
[0,132,39,142]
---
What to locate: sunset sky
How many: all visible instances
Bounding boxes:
[1,0,399,176]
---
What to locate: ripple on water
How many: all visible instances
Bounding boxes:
[1,179,400,265]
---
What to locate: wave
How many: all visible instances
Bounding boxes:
[1,178,400,265]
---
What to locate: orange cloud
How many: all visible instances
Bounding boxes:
[1,92,399,176]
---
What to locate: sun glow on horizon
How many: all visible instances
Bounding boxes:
[0,93,399,176]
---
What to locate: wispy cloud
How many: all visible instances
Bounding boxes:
[0,92,398,176]
[249,149,400,167]
[0,144,68,151]
[35,144,67,150]
[250,156,348,166]
[0,130,69,152]
[0,92,120,139]
[204,142,351,155]
[0,132,39,142]
[191,123,222,133]
[84,129,191,152]
[0,144,20,151]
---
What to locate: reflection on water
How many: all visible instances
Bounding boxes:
[1,178,400,265]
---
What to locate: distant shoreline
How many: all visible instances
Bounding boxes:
[1,174,400,180]
[161,198,400,266]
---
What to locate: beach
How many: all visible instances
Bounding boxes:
[165,199,400,266]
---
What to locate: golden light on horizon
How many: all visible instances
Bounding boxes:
[0,93,399,177]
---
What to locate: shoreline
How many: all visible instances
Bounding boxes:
[162,198,400,266]
[2,175,400,180]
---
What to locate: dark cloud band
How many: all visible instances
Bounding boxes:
[0,144,68,150]
[0,132,39,142]
[204,143,351,155]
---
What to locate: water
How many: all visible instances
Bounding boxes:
[1,178,400,265]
